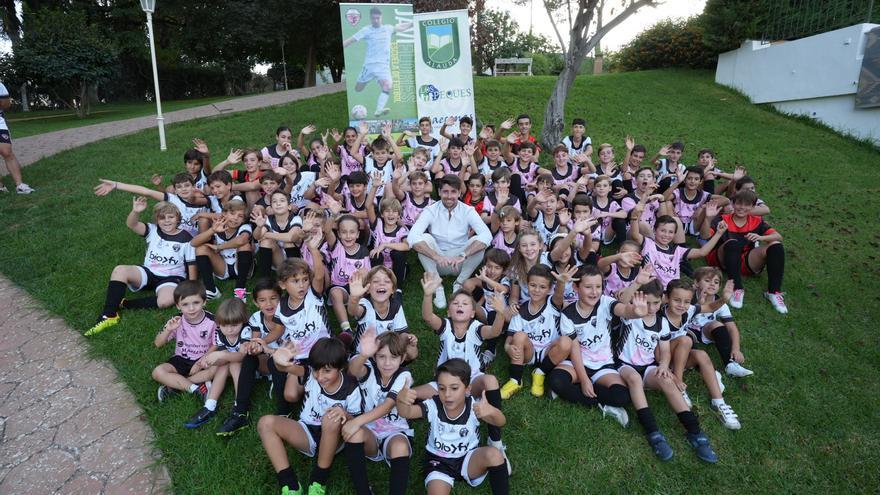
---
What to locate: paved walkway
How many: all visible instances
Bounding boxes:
[0,84,344,493]
[4,82,344,169]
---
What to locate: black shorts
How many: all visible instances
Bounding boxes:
[131,266,184,292]
[423,452,466,483]
[615,360,656,381]
[167,355,197,376]
[0,129,10,144]
[586,362,619,381]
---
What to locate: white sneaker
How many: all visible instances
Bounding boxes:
[0,184,8,193]
[764,291,788,314]
[711,402,741,430]
[681,390,693,408]
[730,289,745,309]
[434,287,447,309]
[715,370,726,394]
[599,404,629,428]
[488,439,512,475]
[452,282,462,293]
[15,183,34,194]
[205,288,221,300]
[725,361,754,377]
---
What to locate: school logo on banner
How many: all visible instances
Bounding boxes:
[419,17,460,69]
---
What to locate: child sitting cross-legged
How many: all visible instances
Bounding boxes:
[258,337,372,495]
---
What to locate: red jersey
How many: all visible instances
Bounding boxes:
[711,214,776,251]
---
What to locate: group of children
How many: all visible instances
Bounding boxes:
[86,114,788,494]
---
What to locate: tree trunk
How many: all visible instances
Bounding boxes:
[76,81,88,118]
[541,58,579,149]
[19,83,29,112]
[304,43,317,87]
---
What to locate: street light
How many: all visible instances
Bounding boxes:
[140,0,166,151]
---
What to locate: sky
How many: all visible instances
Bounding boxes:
[1,0,706,59]
[486,0,707,51]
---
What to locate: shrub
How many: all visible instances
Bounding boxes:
[608,16,716,72]
[529,52,565,75]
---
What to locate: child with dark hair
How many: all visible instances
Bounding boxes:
[482,169,521,225]
[251,191,304,278]
[460,248,512,366]
[365,124,403,199]
[192,199,254,301]
[331,122,368,175]
[652,142,687,193]
[690,267,754,377]
[260,126,295,168]
[396,358,510,494]
[399,116,441,163]
[701,191,788,313]
[561,117,593,159]
[440,115,475,145]
[258,337,370,495]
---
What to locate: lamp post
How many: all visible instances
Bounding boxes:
[140,0,166,151]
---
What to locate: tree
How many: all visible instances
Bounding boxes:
[15,8,117,116]
[525,0,657,148]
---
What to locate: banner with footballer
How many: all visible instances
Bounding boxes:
[340,3,418,133]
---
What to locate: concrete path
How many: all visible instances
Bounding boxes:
[0,84,345,493]
[4,82,344,170]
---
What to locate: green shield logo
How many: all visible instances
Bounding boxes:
[419,17,460,70]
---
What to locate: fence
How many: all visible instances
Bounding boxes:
[760,0,877,43]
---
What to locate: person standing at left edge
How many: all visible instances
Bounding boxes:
[0,81,34,194]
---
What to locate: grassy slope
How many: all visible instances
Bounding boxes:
[5,96,241,138]
[0,69,878,494]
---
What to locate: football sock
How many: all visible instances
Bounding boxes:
[258,249,273,279]
[388,456,410,495]
[267,359,294,416]
[538,354,556,375]
[121,295,157,310]
[711,398,726,408]
[310,465,330,486]
[711,326,733,364]
[102,280,127,317]
[636,407,659,435]
[721,241,745,290]
[375,91,389,113]
[236,252,253,289]
[703,179,715,193]
[196,255,217,292]
[232,354,258,414]
[595,384,631,407]
[391,249,408,286]
[677,410,702,435]
[276,467,298,492]
[508,364,524,384]
[766,243,785,293]
[547,369,597,407]
[204,399,217,411]
[343,442,371,495]
[485,388,503,442]
[487,463,509,494]
[188,384,198,393]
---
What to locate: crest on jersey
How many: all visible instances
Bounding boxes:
[172,244,181,252]
[419,18,460,69]
[459,427,468,437]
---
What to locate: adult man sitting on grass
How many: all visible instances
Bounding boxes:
[408,175,491,309]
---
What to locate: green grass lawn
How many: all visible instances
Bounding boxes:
[4,96,242,138]
[1,69,878,494]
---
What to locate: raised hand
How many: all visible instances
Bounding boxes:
[397,377,417,406]
[382,121,392,138]
[358,325,378,357]
[301,209,320,232]
[490,293,507,313]
[505,131,520,144]
[349,270,371,300]
[321,129,330,145]
[659,144,671,156]
[163,315,182,334]
[301,124,316,136]
[331,128,342,142]
[445,116,456,127]
[553,264,579,284]
[733,165,747,180]
[226,148,244,164]
[479,127,493,140]
[625,135,634,151]
[705,201,721,218]
[558,208,572,227]
[211,216,228,233]
[473,390,494,419]
[635,263,657,286]
[192,138,209,155]
[94,179,116,196]
[420,271,443,294]
[619,250,642,266]
[371,170,384,187]
[250,209,267,227]
[358,121,370,135]
[307,230,324,250]
[499,118,514,130]
[631,291,649,317]
[132,196,148,213]
[151,174,163,187]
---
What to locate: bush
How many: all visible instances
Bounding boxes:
[529,52,564,75]
[608,16,716,72]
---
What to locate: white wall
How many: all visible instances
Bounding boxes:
[716,24,880,146]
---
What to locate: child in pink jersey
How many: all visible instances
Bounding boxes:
[661,166,729,238]
[366,172,410,286]
[323,213,372,344]
[152,281,216,403]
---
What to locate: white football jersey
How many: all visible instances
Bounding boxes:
[421,395,481,459]
[354,295,408,353]
[164,193,207,237]
[352,24,394,66]
[436,319,485,379]
[617,315,670,367]
[141,223,195,278]
[507,299,562,352]
[273,289,330,360]
[359,360,412,437]
[299,370,363,426]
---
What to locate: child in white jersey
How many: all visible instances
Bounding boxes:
[345,329,414,495]
[690,267,753,378]
[615,280,720,464]
[460,248,512,366]
[86,198,195,336]
[192,199,254,301]
[418,272,512,472]
[662,279,741,430]
[184,297,254,429]
[366,173,410,285]
[347,266,418,361]
[258,337,370,495]
[396,358,510,495]
[500,264,577,400]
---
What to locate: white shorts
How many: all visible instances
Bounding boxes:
[357,63,392,85]
[365,430,413,465]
